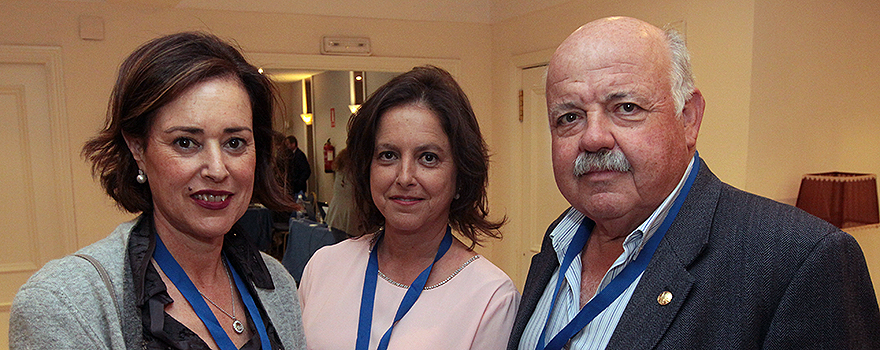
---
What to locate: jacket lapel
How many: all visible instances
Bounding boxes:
[606,160,721,349]
[508,209,568,350]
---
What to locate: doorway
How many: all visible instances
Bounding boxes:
[512,64,570,289]
[0,45,77,348]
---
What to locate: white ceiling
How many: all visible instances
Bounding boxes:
[102,0,569,24]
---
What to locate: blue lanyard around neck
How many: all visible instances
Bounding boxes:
[535,154,700,350]
[153,234,271,350]
[356,226,453,350]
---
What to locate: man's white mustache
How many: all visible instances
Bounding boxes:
[573,149,632,176]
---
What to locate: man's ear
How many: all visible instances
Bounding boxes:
[681,89,705,150]
[123,133,146,169]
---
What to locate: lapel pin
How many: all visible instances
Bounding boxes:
[658,291,673,306]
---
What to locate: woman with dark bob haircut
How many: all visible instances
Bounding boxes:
[299,66,519,349]
[10,32,305,350]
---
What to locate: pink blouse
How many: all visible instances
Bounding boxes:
[299,235,520,350]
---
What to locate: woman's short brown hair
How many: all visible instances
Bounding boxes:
[83,31,293,213]
[346,65,505,248]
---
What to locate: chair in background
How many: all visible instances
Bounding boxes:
[236,205,273,252]
[300,191,327,223]
[266,192,329,261]
[281,218,348,284]
[299,192,314,220]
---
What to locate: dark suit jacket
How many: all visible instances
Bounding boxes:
[285,147,311,195]
[509,159,880,349]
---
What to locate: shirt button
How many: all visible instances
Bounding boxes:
[657,291,673,305]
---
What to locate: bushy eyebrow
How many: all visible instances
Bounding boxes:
[549,101,581,112]
[606,92,630,101]
[550,91,632,110]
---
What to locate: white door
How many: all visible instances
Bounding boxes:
[0,46,76,348]
[514,65,569,289]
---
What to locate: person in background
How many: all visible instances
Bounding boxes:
[10,32,305,349]
[299,65,520,349]
[510,16,880,350]
[282,135,311,199]
[324,147,357,235]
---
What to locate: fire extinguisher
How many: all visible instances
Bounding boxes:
[323,138,335,173]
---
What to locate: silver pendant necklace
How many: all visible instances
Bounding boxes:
[199,259,245,334]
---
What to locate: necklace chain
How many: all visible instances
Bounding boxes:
[378,255,480,290]
[368,229,479,291]
[198,258,244,334]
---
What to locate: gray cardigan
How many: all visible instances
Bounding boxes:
[9,220,306,349]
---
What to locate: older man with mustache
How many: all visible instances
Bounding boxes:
[509,17,880,350]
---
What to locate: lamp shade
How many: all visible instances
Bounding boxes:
[796,172,880,228]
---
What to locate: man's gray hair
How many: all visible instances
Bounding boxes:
[665,28,695,115]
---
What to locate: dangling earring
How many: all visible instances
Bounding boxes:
[136,169,147,184]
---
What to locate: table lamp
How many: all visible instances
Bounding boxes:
[796,172,880,228]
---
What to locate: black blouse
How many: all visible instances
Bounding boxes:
[127,215,285,349]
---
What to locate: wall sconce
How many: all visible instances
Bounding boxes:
[350,71,364,115]
[300,113,313,125]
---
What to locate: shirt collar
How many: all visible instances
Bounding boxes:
[550,156,696,262]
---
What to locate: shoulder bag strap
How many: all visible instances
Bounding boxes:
[74,253,122,320]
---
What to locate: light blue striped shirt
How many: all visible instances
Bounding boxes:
[519,158,694,350]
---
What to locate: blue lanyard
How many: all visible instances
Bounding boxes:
[536,154,700,350]
[356,226,453,350]
[153,235,271,350]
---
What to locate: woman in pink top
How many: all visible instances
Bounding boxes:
[299,66,520,349]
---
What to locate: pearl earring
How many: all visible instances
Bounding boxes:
[136,169,147,184]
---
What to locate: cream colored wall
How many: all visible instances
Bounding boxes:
[748,0,880,205]
[0,0,492,250]
[312,71,351,203]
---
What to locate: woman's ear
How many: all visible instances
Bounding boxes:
[123,133,146,169]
